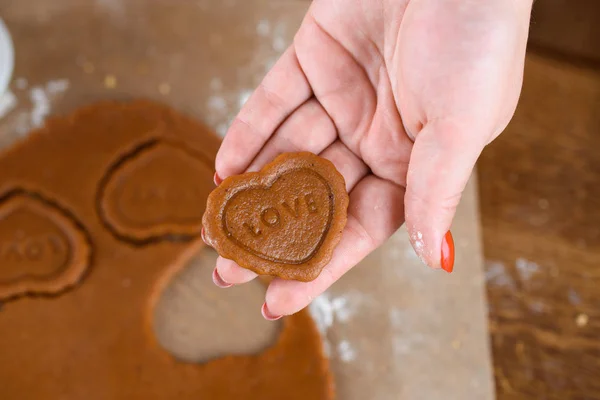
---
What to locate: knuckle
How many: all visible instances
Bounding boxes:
[258,82,286,114]
[405,187,462,217]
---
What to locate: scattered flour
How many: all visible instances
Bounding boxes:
[203,18,289,138]
[408,230,429,265]
[309,292,359,334]
[29,79,70,129]
[205,89,252,138]
[237,89,253,109]
[485,260,516,288]
[486,258,542,287]
[413,231,424,251]
[29,87,50,128]
[215,123,228,137]
[207,96,227,113]
[1,78,70,136]
[263,57,278,74]
[308,291,366,359]
[337,340,356,363]
[256,19,270,37]
[515,258,540,281]
[0,90,16,119]
[46,79,69,94]
[271,21,288,52]
[273,36,287,52]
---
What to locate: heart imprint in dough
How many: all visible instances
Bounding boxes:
[99,139,214,243]
[0,190,90,300]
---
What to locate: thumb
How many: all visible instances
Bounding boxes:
[404,119,484,272]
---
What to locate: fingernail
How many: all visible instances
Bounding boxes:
[261,302,282,321]
[441,231,455,273]
[212,268,232,288]
[214,172,223,186]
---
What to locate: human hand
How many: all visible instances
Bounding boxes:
[210,0,533,319]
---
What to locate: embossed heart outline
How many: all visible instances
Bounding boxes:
[96,137,214,245]
[0,188,92,301]
[223,168,334,264]
[202,152,348,282]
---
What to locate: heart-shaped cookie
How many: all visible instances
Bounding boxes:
[202,152,348,282]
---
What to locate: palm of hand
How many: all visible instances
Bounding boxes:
[213,0,532,318]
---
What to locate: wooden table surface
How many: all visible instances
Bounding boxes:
[478,51,600,399]
[528,0,600,65]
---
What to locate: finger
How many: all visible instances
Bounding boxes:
[214,256,257,286]
[295,12,376,154]
[246,98,337,172]
[262,175,405,317]
[404,120,482,272]
[215,46,312,179]
[319,140,369,193]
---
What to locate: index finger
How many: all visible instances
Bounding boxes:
[215,45,312,179]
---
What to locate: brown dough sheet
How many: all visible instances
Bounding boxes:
[0,100,333,399]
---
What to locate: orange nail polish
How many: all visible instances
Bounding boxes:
[441,231,455,273]
[213,172,223,186]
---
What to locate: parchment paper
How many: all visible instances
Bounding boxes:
[0,1,495,398]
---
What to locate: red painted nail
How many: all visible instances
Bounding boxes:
[213,172,223,186]
[261,302,282,321]
[441,231,455,273]
[212,268,232,288]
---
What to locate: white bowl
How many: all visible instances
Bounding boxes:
[0,18,14,96]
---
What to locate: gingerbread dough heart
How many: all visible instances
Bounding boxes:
[203,152,349,282]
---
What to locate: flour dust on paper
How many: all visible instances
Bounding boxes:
[0,78,70,145]
[309,291,372,364]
